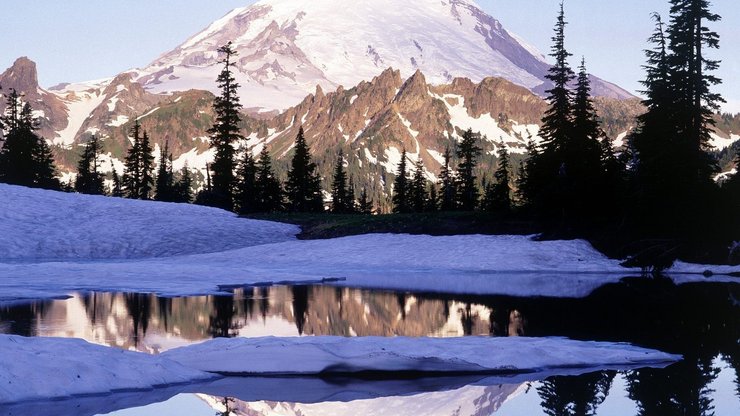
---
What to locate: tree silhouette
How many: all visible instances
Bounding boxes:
[285,126,323,212]
[208,42,244,210]
[75,135,105,195]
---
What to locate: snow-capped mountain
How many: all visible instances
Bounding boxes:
[131,0,632,111]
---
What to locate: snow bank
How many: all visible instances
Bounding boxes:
[164,336,680,376]
[0,233,736,302]
[0,185,735,302]
[0,184,298,260]
[0,335,213,405]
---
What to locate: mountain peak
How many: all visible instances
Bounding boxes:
[128,0,631,111]
[1,57,40,95]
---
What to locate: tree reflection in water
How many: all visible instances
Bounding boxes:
[0,280,737,414]
[538,371,615,416]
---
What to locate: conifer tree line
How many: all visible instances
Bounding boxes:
[389,128,512,214]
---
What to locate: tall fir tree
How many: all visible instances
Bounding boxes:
[110,165,124,197]
[410,159,427,213]
[208,42,244,210]
[75,135,106,195]
[667,0,723,184]
[331,149,351,213]
[392,148,410,213]
[122,120,156,200]
[155,141,175,202]
[0,92,58,189]
[254,147,283,212]
[235,149,258,214]
[174,164,193,203]
[490,144,512,211]
[629,3,724,239]
[523,2,575,218]
[456,129,482,211]
[438,146,457,211]
[285,127,323,212]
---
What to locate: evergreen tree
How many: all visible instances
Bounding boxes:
[285,127,323,212]
[571,58,605,174]
[254,147,283,212]
[155,141,175,202]
[208,42,244,211]
[481,178,496,212]
[629,3,724,239]
[410,159,427,213]
[517,137,539,207]
[139,132,155,200]
[456,129,482,211]
[358,186,374,214]
[331,149,351,213]
[110,165,124,197]
[122,120,155,200]
[174,165,193,203]
[490,144,512,211]
[0,93,59,189]
[75,135,105,195]
[235,150,258,214]
[540,2,575,161]
[438,146,457,211]
[392,148,410,213]
[523,3,575,218]
[667,0,723,184]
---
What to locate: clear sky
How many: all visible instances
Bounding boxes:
[2,0,738,112]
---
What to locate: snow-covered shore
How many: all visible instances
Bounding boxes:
[0,184,736,302]
[0,334,680,406]
[164,336,681,375]
[0,335,214,405]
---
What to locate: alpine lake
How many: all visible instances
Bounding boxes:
[1,277,738,416]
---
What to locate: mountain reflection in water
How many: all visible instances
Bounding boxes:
[0,278,737,415]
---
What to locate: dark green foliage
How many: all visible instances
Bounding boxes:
[255,147,283,212]
[0,92,59,190]
[358,187,374,214]
[489,145,512,211]
[391,148,410,213]
[628,2,725,240]
[331,149,354,213]
[410,159,428,213]
[438,147,457,211]
[110,167,124,197]
[285,126,323,212]
[75,135,106,195]
[155,141,176,202]
[235,150,258,214]
[173,165,194,203]
[540,2,575,162]
[208,42,244,210]
[456,129,481,211]
[122,121,154,200]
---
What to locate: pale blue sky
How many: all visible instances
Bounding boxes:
[2,0,738,111]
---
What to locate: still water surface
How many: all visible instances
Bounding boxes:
[0,278,738,415]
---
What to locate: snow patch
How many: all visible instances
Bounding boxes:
[0,335,212,405]
[164,336,680,375]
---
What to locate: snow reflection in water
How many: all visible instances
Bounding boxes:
[0,279,738,415]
